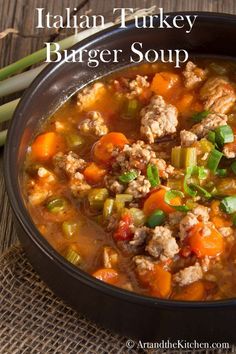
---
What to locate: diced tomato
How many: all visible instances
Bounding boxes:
[114,214,133,241]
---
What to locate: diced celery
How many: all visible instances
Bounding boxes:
[64,247,81,266]
[88,188,109,209]
[115,194,133,214]
[103,198,114,219]
[182,147,197,168]
[46,197,67,213]
[167,178,183,191]
[129,208,146,226]
[123,98,140,119]
[171,146,182,168]
[62,221,80,239]
[171,146,197,168]
[115,194,133,203]
[66,133,85,149]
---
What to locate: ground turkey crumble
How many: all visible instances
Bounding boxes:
[180,130,198,147]
[190,113,228,139]
[223,145,236,159]
[183,61,208,90]
[200,77,236,114]
[128,75,150,99]
[77,82,106,111]
[112,140,175,179]
[125,175,151,199]
[78,111,108,137]
[173,262,203,286]
[54,151,91,196]
[179,205,210,241]
[140,95,178,143]
[145,226,179,262]
[129,226,149,247]
[180,112,228,147]
[133,255,155,272]
[54,151,87,176]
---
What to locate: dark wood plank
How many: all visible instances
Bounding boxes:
[1,0,236,254]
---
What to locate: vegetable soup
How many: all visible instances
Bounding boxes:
[23,59,236,300]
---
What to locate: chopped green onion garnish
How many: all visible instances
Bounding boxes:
[207,131,216,145]
[46,197,68,213]
[191,110,210,124]
[146,209,166,228]
[231,161,236,175]
[147,164,160,187]
[189,183,212,198]
[119,170,138,183]
[216,168,227,177]
[183,166,207,197]
[207,149,223,173]
[164,190,189,212]
[197,166,208,180]
[215,125,234,147]
[220,195,236,214]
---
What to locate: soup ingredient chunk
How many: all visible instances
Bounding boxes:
[200,77,236,114]
[77,82,106,111]
[173,263,203,286]
[78,111,108,137]
[183,61,208,89]
[140,95,178,143]
[190,113,228,138]
[145,226,179,261]
[128,75,150,98]
[31,132,64,161]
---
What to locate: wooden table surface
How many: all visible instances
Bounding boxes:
[1,0,236,255]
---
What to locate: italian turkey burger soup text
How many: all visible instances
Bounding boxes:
[45,42,188,68]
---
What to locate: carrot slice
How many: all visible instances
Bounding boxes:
[172,281,205,301]
[188,222,224,258]
[138,264,172,298]
[151,72,180,97]
[93,132,129,164]
[175,93,194,115]
[143,189,181,216]
[93,268,119,285]
[83,162,107,184]
[31,132,64,161]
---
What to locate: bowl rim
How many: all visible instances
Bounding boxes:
[4,11,236,309]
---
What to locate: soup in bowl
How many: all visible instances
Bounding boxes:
[23,59,236,301]
[6,14,236,342]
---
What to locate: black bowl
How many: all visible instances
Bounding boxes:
[4,12,236,343]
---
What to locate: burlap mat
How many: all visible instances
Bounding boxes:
[0,245,234,354]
